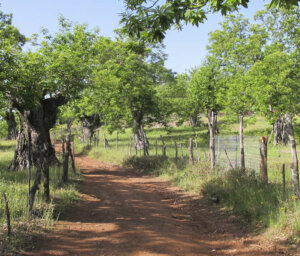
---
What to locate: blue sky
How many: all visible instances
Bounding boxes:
[1,0,266,73]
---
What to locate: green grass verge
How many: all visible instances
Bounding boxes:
[0,139,82,255]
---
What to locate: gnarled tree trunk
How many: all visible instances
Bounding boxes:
[81,114,102,143]
[132,117,149,156]
[9,96,65,171]
[273,116,288,145]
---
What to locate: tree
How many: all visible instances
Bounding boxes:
[1,17,100,204]
[207,13,266,169]
[0,9,26,140]
[247,51,299,196]
[121,0,298,42]
[188,56,224,168]
[255,6,299,144]
[93,38,171,154]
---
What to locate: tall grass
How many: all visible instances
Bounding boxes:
[0,139,82,255]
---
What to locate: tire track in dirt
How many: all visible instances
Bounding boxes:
[22,153,285,256]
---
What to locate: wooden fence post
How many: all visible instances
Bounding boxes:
[195,135,200,162]
[103,133,106,149]
[259,136,268,183]
[69,135,76,173]
[155,139,158,156]
[116,131,119,150]
[282,163,286,196]
[129,136,132,156]
[62,136,70,183]
[160,135,166,157]
[174,141,178,160]
[180,143,183,159]
[188,138,194,163]
[224,146,233,169]
[3,192,11,236]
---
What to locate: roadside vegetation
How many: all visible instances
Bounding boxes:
[0,139,81,255]
[70,114,300,243]
[0,1,299,254]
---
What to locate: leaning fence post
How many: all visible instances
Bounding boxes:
[224,146,233,169]
[259,136,268,183]
[3,192,11,236]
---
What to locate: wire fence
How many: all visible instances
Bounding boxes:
[215,135,260,170]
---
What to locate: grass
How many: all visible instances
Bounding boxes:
[0,139,82,255]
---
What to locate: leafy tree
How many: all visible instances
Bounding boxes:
[0,9,26,140]
[1,17,100,203]
[207,13,266,169]
[93,38,171,154]
[255,6,299,144]
[247,51,299,196]
[188,56,225,168]
[121,0,298,42]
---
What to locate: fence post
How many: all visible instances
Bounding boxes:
[188,138,194,163]
[174,141,178,160]
[180,143,183,159]
[129,136,132,156]
[224,146,233,169]
[259,136,268,183]
[160,135,166,157]
[116,131,119,150]
[3,192,11,236]
[103,133,106,149]
[195,135,200,162]
[282,163,286,196]
[155,138,158,156]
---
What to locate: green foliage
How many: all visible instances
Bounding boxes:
[247,51,298,122]
[121,0,298,42]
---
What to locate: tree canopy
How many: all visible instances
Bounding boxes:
[121,0,299,41]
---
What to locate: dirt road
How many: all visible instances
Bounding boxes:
[23,154,285,256]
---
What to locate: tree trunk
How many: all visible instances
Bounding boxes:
[207,109,216,169]
[9,96,66,172]
[273,116,288,145]
[133,119,149,156]
[4,108,17,140]
[81,114,102,143]
[239,115,245,170]
[285,113,299,198]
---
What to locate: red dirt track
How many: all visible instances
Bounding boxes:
[22,154,293,256]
